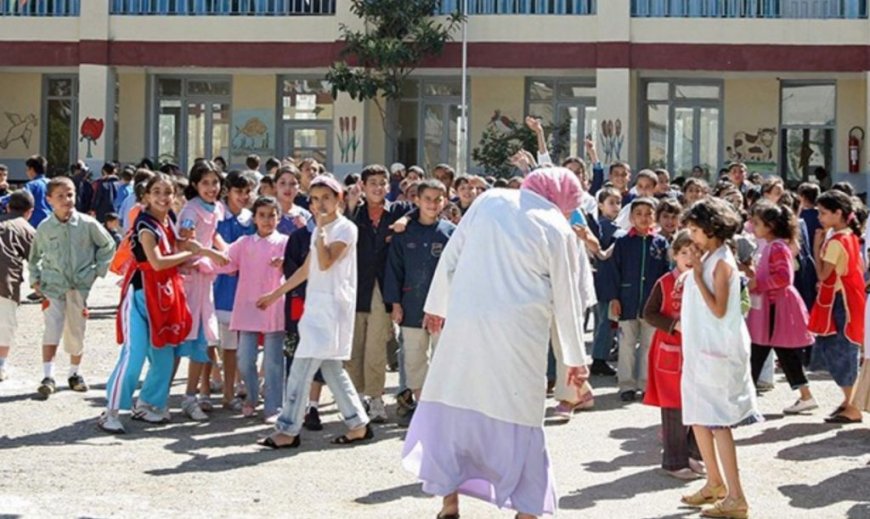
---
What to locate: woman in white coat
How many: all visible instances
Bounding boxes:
[402,167,590,519]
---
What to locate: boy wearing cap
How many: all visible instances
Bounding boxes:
[388,163,406,202]
[600,197,670,402]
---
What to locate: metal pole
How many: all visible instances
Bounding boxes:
[457,0,468,175]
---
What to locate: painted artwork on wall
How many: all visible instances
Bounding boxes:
[599,119,624,163]
[337,116,359,163]
[231,110,275,160]
[79,117,104,159]
[726,128,777,175]
[0,112,38,150]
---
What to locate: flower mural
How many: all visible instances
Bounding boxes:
[80,117,104,159]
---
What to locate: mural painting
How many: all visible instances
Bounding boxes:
[599,119,624,163]
[79,117,104,159]
[726,127,777,175]
[231,110,275,161]
[337,116,359,163]
[0,112,38,150]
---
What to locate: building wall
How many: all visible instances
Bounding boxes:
[469,75,525,172]
[117,71,146,163]
[230,73,277,169]
[723,77,780,175]
[0,73,42,177]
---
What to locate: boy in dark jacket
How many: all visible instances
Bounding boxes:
[588,187,622,376]
[600,197,670,401]
[90,162,120,223]
[384,179,455,402]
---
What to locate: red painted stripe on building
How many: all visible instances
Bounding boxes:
[0,41,867,71]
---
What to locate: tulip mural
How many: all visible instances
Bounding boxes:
[337,116,359,163]
[80,117,104,159]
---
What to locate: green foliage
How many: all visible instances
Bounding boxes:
[326,0,463,104]
[472,118,571,178]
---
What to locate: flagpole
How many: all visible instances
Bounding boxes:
[457,0,468,175]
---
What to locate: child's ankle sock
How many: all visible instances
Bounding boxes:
[308,401,319,411]
[43,362,54,379]
[68,364,80,377]
[0,357,7,369]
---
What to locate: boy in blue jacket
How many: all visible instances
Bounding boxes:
[600,197,670,401]
[588,187,622,376]
[384,179,455,404]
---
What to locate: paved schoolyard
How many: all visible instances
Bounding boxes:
[0,275,868,518]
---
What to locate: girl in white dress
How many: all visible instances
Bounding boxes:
[679,198,761,519]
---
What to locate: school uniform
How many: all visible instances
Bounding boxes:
[213,206,255,351]
[383,218,455,391]
[599,228,670,392]
[588,214,619,362]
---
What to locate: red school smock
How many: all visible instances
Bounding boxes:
[642,270,684,409]
[808,229,865,346]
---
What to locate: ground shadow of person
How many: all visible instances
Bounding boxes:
[777,429,868,462]
[354,482,428,505]
[735,422,833,447]
[779,465,870,511]
[582,424,661,473]
[558,468,686,511]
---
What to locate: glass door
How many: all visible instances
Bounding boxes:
[557,104,597,161]
[421,102,460,172]
[186,102,230,168]
[282,124,331,164]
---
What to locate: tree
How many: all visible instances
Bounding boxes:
[472,118,571,178]
[326,0,463,160]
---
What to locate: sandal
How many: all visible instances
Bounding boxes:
[331,424,374,445]
[256,434,301,449]
[701,496,749,518]
[222,397,243,413]
[681,484,726,507]
[824,413,862,424]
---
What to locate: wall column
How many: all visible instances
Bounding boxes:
[596,0,632,166]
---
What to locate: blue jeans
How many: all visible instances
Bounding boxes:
[107,290,175,412]
[275,357,369,436]
[592,302,614,361]
[238,331,284,416]
[815,295,860,387]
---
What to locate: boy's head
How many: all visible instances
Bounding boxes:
[46,176,76,219]
[416,179,448,221]
[119,165,135,183]
[728,162,747,186]
[7,190,34,219]
[634,170,658,198]
[670,229,695,271]
[361,164,389,204]
[25,155,47,179]
[225,170,256,211]
[597,187,622,220]
[406,166,424,182]
[245,154,261,172]
[298,158,320,191]
[797,182,820,208]
[265,156,281,175]
[104,212,121,231]
[0,164,8,187]
[562,157,588,188]
[608,162,631,192]
[629,197,657,234]
[654,169,671,194]
[655,197,682,236]
[258,175,276,198]
[432,164,455,191]
[390,163,406,181]
[102,162,118,177]
[252,196,280,236]
[213,156,228,172]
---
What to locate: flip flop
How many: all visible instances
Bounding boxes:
[331,424,374,445]
[824,414,862,424]
[257,434,301,449]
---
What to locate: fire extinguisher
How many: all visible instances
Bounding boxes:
[848,126,864,173]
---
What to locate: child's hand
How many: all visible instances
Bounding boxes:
[270,257,284,269]
[256,291,278,310]
[293,215,307,230]
[690,245,704,277]
[389,217,408,234]
[391,304,404,324]
[525,116,544,135]
[609,300,621,320]
[208,250,230,267]
[422,313,445,335]
[566,365,589,388]
[179,227,195,241]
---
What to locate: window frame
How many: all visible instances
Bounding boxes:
[779,80,837,182]
[276,76,335,169]
[639,78,724,178]
[524,77,597,162]
[41,74,79,174]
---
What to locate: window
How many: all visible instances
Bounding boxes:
[393,79,467,172]
[152,77,231,170]
[780,82,836,185]
[525,78,597,163]
[279,79,334,166]
[43,76,78,174]
[641,80,722,179]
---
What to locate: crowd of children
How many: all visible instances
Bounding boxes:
[1,135,869,518]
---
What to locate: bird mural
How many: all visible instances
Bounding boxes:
[0,112,37,150]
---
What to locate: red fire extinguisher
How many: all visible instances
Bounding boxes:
[848,126,864,173]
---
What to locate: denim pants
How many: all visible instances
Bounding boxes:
[107,290,174,412]
[238,331,284,416]
[592,302,615,361]
[275,357,369,436]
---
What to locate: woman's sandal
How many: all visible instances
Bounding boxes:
[700,496,749,518]
[331,424,374,445]
[256,434,301,450]
[824,413,862,424]
[681,484,727,507]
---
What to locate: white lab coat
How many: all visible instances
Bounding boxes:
[422,188,588,427]
[681,246,759,427]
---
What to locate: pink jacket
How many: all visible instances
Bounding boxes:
[746,239,813,348]
[177,198,224,343]
[215,232,289,333]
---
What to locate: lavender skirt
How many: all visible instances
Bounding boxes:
[402,401,556,516]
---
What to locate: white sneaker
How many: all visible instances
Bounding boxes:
[0,365,7,382]
[132,402,170,424]
[689,457,706,476]
[197,394,214,413]
[98,412,126,434]
[369,397,388,423]
[783,397,819,415]
[182,396,209,421]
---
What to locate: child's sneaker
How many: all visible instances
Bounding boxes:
[68,374,89,392]
[369,396,388,423]
[303,407,323,431]
[182,396,208,421]
[197,394,214,413]
[783,397,818,415]
[37,377,56,399]
[132,402,170,424]
[98,412,126,434]
[0,365,8,382]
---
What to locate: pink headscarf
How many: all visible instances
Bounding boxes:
[521,167,582,214]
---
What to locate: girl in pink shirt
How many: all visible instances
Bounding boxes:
[218,197,289,419]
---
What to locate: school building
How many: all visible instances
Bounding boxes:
[0,0,869,189]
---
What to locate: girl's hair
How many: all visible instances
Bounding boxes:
[274,164,301,184]
[670,229,694,255]
[142,173,176,208]
[344,172,361,187]
[681,197,742,241]
[760,176,784,195]
[251,195,280,217]
[682,177,709,194]
[831,181,856,197]
[817,190,867,235]
[655,197,682,219]
[184,160,221,200]
[777,191,799,213]
[751,200,797,243]
[597,187,622,205]
[224,170,256,192]
[453,175,470,189]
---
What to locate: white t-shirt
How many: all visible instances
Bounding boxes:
[295,215,358,360]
